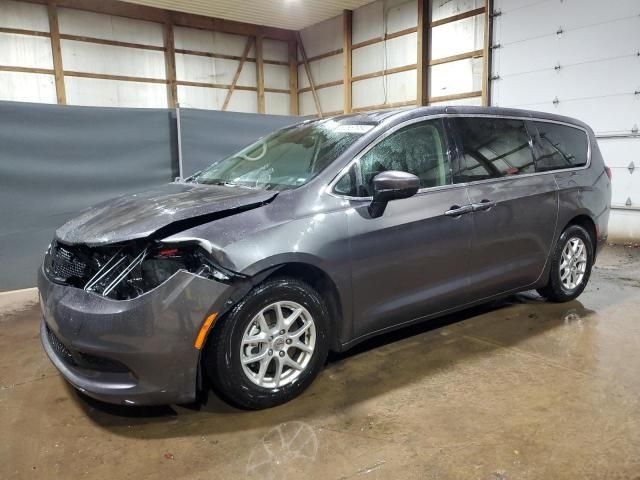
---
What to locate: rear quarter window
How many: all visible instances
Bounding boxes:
[531,121,589,172]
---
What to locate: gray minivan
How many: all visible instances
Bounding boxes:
[39,106,611,409]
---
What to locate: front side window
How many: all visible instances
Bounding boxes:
[453,117,535,183]
[336,119,451,198]
[531,121,588,172]
[192,119,371,191]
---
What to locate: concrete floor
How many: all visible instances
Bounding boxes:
[2,246,640,479]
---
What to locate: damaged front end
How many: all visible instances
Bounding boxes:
[44,239,242,300]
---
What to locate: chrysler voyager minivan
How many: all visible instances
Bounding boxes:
[39,106,611,409]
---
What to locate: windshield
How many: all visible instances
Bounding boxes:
[191,119,372,191]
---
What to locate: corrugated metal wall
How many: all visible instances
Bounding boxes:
[491,0,640,242]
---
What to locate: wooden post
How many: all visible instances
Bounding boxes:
[47,1,66,104]
[296,32,322,118]
[223,37,254,111]
[255,34,265,113]
[482,0,493,106]
[288,37,299,115]
[416,0,429,106]
[163,21,177,108]
[343,10,352,114]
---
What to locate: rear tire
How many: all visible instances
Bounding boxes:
[537,224,593,302]
[204,277,329,410]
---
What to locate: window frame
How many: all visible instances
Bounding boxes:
[327,114,591,200]
[328,116,456,200]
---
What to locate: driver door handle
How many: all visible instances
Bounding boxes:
[444,204,473,217]
[471,199,496,212]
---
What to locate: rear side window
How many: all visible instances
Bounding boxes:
[453,117,535,183]
[531,121,589,172]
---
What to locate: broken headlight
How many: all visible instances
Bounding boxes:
[59,242,238,300]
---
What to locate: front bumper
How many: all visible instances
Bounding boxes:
[38,265,231,405]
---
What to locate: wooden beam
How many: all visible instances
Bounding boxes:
[24,0,296,41]
[0,27,50,37]
[64,70,167,84]
[222,36,254,111]
[417,0,429,106]
[430,49,483,66]
[163,22,177,108]
[0,65,54,75]
[298,79,343,94]
[482,0,494,106]
[351,26,418,50]
[288,37,299,115]
[352,64,416,83]
[60,33,165,51]
[47,1,66,104]
[343,10,352,114]
[255,34,265,113]
[429,90,482,103]
[297,32,322,118]
[431,7,485,28]
[297,48,343,65]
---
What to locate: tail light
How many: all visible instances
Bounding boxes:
[605,166,612,179]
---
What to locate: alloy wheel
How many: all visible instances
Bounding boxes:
[560,237,588,290]
[240,301,316,389]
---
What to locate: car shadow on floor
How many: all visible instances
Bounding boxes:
[72,291,594,437]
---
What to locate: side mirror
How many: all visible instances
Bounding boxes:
[368,171,420,218]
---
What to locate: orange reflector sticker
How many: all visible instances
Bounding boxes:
[194,313,218,349]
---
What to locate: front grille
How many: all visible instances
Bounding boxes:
[46,325,75,366]
[51,244,88,282]
[46,324,131,374]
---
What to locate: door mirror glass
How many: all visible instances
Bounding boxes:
[369,171,419,217]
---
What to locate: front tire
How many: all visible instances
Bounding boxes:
[537,224,593,302]
[204,277,329,410]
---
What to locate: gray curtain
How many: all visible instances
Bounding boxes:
[0,101,301,291]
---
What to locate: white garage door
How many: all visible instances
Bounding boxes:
[490,0,640,242]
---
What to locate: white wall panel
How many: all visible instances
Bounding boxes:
[177,85,227,110]
[265,92,291,116]
[263,63,289,90]
[430,96,482,107]
[226,89,258,113]
[494,0,639,46]
[430,57,482,98]
[263,39,288,62]
[353,1,383,44]
[496,56,640,108]
[175,53,256,86]
[385,0,417,34]
[609,167,640,208]
[431,0,483,22]
[608,209,640,243]
[57,8,164,47]
[431,15,484,59]
[0,33,53,69]
[318,84,343,113]
[352,33,416,76]
[65,76,167,108]
[297,54,343,90]
[174,27,250,57]
[299,91,317,116]
[299,15,342,58]
[0,0,49,31]
[0,71,56,103]
[61,40,166,79]
[352,69,416,108]
[597,138,640,169]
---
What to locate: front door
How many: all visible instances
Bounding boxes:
[450,115,559,300]
[335,118,474,339]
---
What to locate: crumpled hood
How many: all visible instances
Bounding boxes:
[55,182,277,246]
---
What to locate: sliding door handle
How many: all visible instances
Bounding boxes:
[471,199,496,212]
[444,204,473,217]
